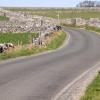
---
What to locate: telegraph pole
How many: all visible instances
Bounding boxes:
[57,11,60,25]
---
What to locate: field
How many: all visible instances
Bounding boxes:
[0,16,9,21]
[5,8,100,19]
[0,32,38,45]
[80,72,100,100]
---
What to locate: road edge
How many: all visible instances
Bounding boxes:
[52,62,100,100]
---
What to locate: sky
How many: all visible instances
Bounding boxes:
[0,0,84,7]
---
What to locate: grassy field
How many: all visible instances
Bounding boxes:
[0,32,38,45]
[0,31,66,60]
[0,16,9,21]
[80,72,100,100]
[6,8,100,19]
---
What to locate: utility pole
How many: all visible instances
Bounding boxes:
[57,11,60,25]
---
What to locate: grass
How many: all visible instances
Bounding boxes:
[0,32,38,45]
[62,23,100,33]
[0,46,47,60]
[0,31,66,60]
[0,16,9,21]
[6,8,100,19]
[85,25,100,33]
[47,31,66,49]
[80,72,100,100]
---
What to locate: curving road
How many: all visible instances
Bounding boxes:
[0,28,100,100]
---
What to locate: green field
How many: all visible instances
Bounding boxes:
[0,33,38,45]
[80,72,100,100]
[0,16,9,21]
[6,8,100,19]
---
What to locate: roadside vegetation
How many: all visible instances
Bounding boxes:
[6,8,100,19]
[0,31,66,60]
[62,23,100,33]
[0,16,9,21]
[47,31,66,49]
[85,25,100,33]
[80,72,100,100]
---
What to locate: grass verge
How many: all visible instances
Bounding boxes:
[85,26,100,34]
[62,24,100,34]
[47,31,66,49]
[80,72,100,100]
[0,31,67,60]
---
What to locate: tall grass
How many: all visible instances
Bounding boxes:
[47,31,66,49]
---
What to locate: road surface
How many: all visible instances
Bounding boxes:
[0,28,100,100]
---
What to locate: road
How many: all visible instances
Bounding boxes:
[0,28,100,100]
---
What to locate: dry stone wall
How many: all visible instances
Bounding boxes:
[0,8,58,33]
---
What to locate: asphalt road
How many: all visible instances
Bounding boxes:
[0,28,100,100]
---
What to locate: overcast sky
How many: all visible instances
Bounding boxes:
[0,0,86,7]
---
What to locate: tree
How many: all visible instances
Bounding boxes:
[77,0,100,7]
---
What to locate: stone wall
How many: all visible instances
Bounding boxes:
[0,8,59,33]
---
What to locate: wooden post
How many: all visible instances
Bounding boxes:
[29,31,32,49]
[57,11,60,25]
